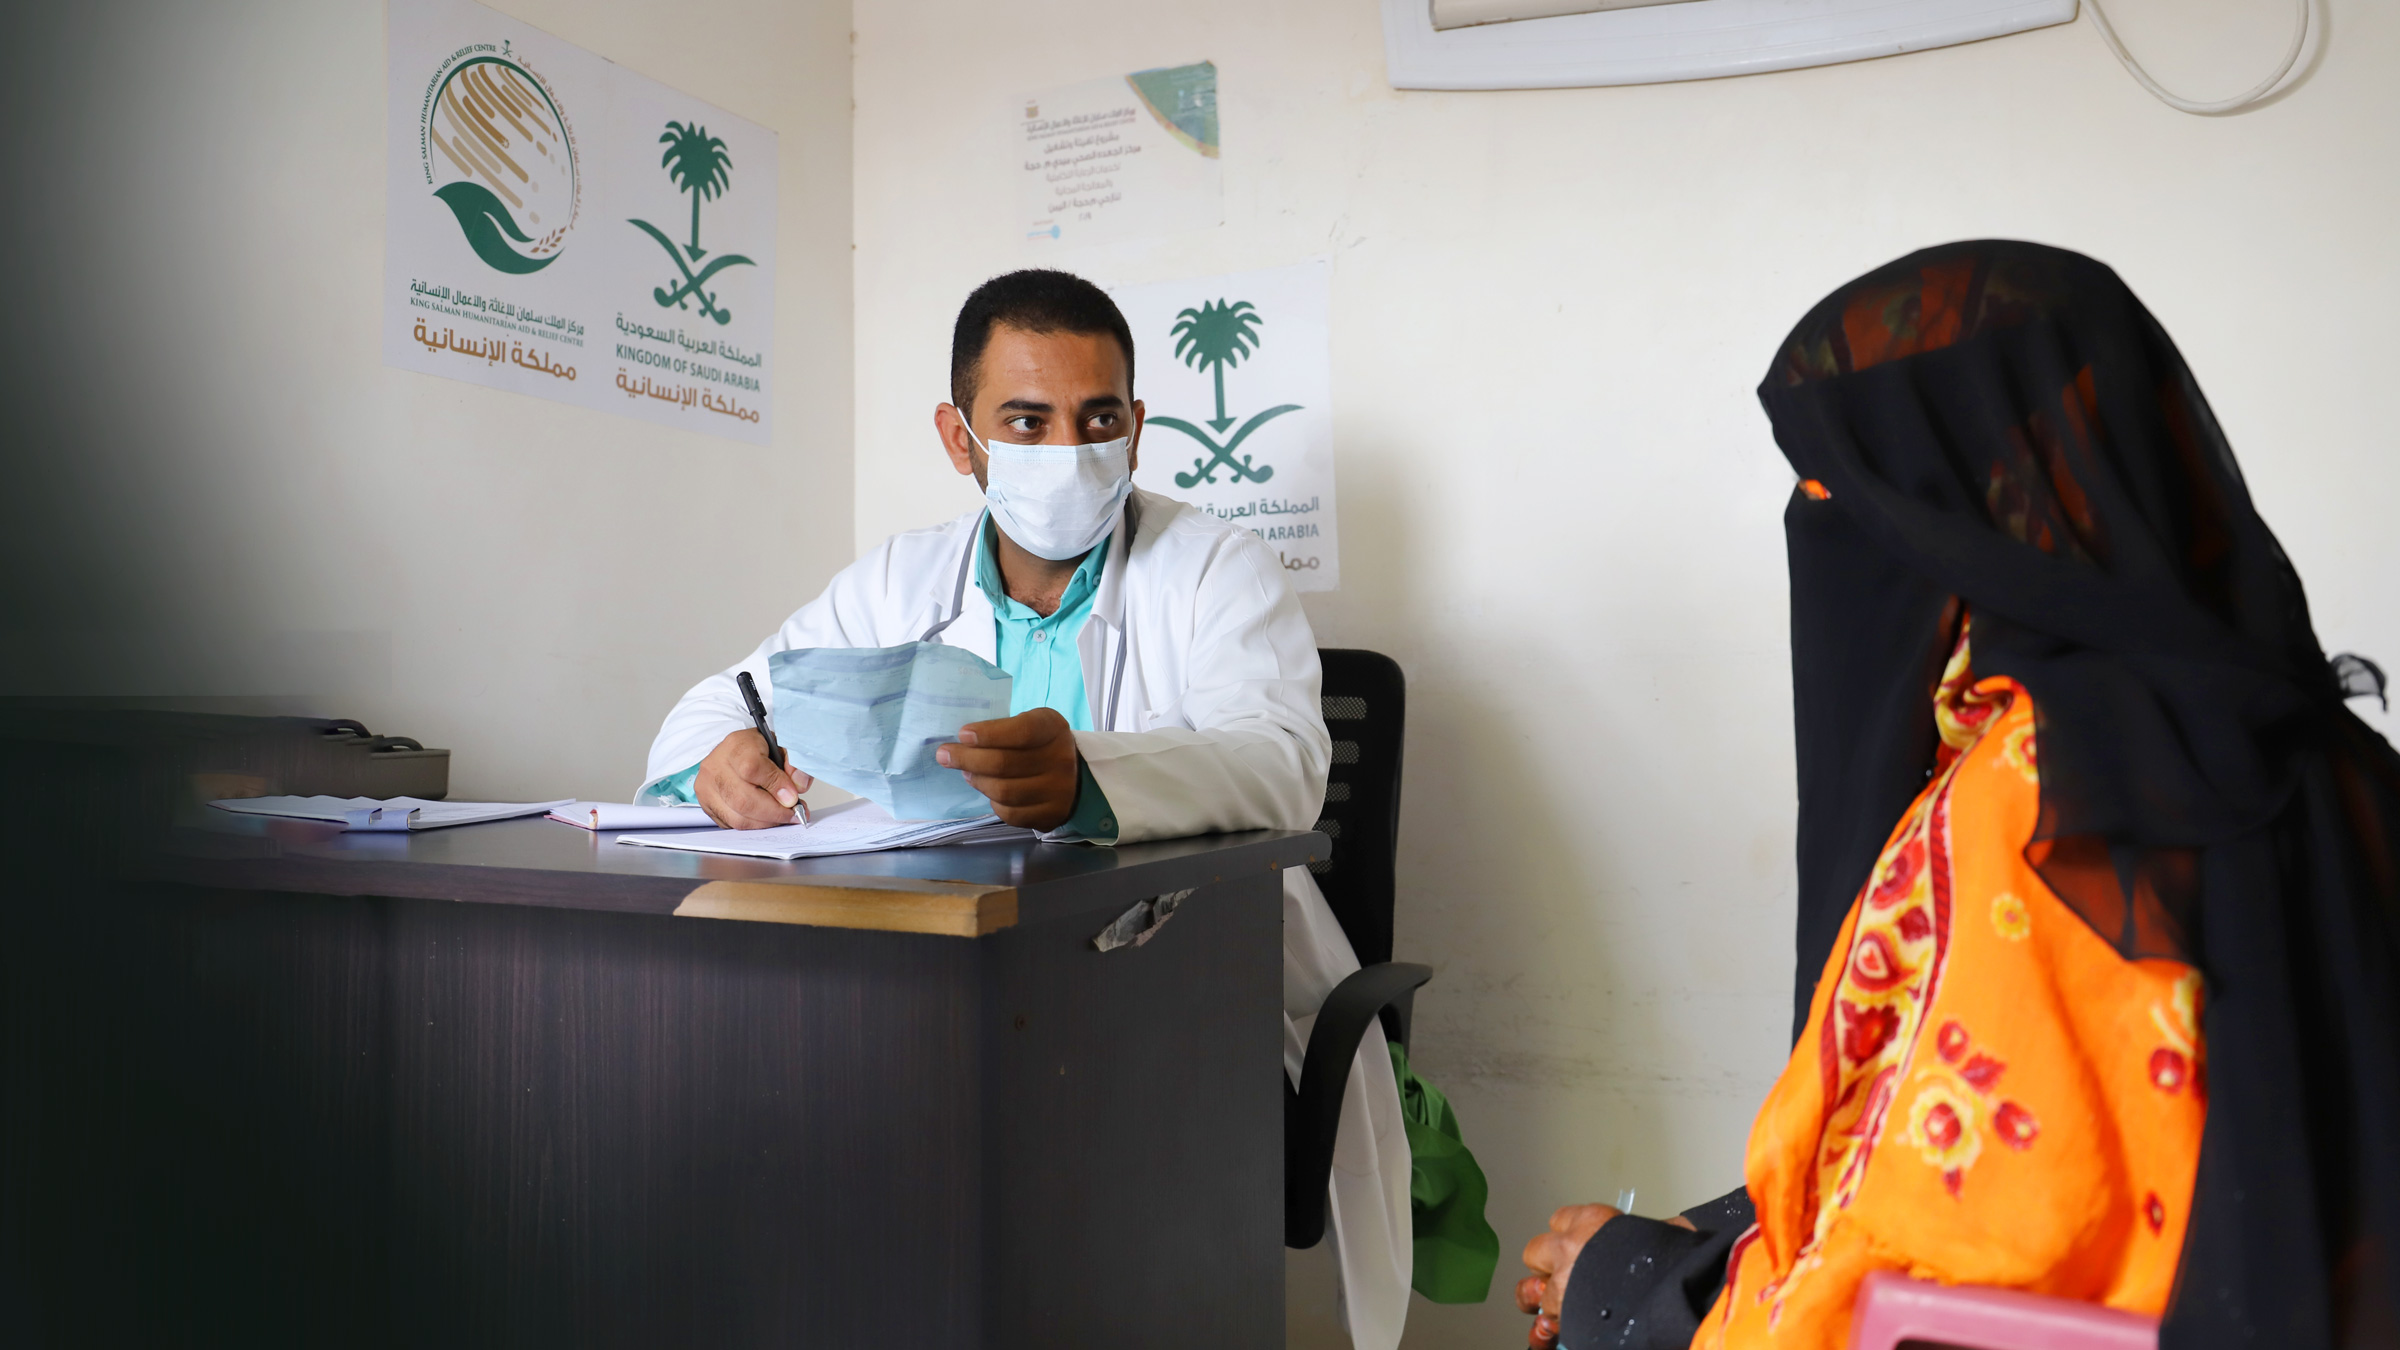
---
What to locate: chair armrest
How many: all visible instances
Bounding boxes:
[1286,960,1433,1249]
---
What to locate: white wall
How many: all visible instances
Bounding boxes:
[850,2,2400,1345]
[0,0,853,803]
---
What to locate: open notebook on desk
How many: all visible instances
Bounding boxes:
[615,797,1031,860]
[211,795,573,831]
[545,801,716,831]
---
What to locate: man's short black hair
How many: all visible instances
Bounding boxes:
[949,269,1135,415]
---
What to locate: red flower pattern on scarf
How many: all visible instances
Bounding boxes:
[1841,1002,1903,1064]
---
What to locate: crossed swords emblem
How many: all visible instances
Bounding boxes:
[1155,404,1302,486]
[628,218,755,326]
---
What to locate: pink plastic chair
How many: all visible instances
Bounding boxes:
[1847,1270,2160,1350]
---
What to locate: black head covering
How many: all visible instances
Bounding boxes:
[1762,241,2400,1348]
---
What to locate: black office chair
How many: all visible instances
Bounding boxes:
[1285,649,1434,1250]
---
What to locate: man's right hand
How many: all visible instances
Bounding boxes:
[696,729,814,829]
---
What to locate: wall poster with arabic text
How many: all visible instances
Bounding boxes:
[1019,63,1221,249]
[1114,261,1338,591]
[384,0,776,444]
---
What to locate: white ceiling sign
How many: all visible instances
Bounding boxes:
[1384,0,2078,90]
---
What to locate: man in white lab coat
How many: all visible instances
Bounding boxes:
[640,270,1412,1348]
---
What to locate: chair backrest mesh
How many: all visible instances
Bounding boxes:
[1310,649,1405,967]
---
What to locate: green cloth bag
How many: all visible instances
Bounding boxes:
[1389,1042,1499,1303]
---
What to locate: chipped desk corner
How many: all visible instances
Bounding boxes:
[1092,888,1194,952]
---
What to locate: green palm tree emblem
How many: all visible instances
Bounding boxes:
[659,121,731,260]
[1153,298,1301,487]
[1172,300,1260,432]
[627,120,755,325]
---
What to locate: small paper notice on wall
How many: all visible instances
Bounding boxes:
[1019,62,1222,248]
[1114,261,1338,591]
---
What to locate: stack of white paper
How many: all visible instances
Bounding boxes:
[615,797,1031,860]
[209,796,575,832]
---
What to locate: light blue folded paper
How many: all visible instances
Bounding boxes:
[768,642,1015,821]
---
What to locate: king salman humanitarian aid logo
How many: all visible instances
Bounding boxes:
[420,43,578,274]
[627,121,756,325]
[1155,299,1301,487]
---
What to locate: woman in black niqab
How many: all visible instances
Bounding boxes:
[1769,240,2400,1347]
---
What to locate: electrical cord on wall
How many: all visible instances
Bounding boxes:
[2085,0,2311,115]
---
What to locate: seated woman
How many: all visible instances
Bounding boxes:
[1518,241,2400,1350]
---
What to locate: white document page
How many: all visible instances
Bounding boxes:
[615,797,1029,860]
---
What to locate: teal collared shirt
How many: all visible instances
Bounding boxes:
[975,517,1117,841]
[646,519,1119,841]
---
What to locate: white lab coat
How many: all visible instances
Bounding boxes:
[642,488,1413,1347]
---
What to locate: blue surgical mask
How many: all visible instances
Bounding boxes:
[768,641,1014,820]
[962,419,1132,561]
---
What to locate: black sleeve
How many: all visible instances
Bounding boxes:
[1557,1188,1754,1350]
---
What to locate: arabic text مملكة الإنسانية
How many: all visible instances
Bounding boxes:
[613,368,761,424]
[412,319,577,381]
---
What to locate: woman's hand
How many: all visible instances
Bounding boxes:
[1518,1203,1696,1347]
[1519,1203,1619,1346]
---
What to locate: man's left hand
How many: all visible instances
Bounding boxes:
[937,707,1080,830]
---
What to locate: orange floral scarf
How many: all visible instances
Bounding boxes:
[1698,633,2206,1349]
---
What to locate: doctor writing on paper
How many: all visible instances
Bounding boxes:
[638,270,1413,1348]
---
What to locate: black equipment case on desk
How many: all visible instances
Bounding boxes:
[0,809,1325,1349]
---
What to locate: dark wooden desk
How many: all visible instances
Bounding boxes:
[2,813,1324,1348]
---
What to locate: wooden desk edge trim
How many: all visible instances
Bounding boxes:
[675,875,1019,937]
